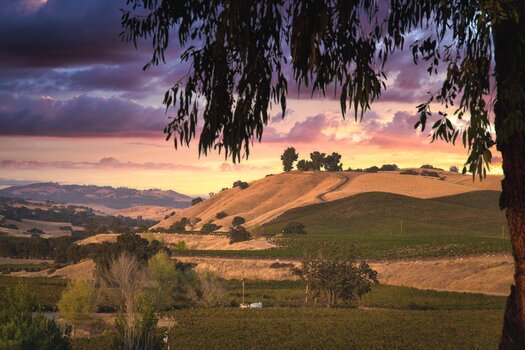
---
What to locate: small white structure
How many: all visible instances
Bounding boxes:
[249,302,262,309]
[239,302,262,309]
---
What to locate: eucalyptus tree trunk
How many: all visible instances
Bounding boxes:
[494,4,525,348]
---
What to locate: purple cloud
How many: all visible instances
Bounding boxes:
[0,157,207,171]
[0,93,167,137]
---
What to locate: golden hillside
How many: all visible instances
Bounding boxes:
[154,170,502,231]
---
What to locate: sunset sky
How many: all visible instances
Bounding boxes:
[0,0,501,196]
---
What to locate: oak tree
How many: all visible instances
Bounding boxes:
[281,147,299,172]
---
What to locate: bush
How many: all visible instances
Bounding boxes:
[58,279,95,335]
[169,219,188,233]
[294,246,378,307]
[0,223,18,229]
[449,165,459,173]
[216,211,228,220]
[228,226,252,244]
[231,216,246,227]
[0,282,71,349]
[190,271,228,307]
[421,164,444,171]
[364,166,379,173]
[201,223,221,234]
[191,197,203,206]
[28,227,45,236]
[379,164,399,171]
[400,169,419,175]
[282,222,307,234]
[113,294,163,350]
[421,170,440,178]
[233,180,249,189]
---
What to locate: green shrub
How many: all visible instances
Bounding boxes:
[231,216,245,227]
[201,223,221,234]
[379,164,399,171]
[228,226,252,244]
[282,222,306,234]
[216,211,228,220]
[0,282,71,349]
[233,181,249,189]
[191,197,203,206]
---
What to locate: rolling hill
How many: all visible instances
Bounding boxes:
[258,190,509,259]
[0,182,193,210]
[154,170,502,231]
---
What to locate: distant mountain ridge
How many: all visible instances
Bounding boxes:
[0,182,193,209]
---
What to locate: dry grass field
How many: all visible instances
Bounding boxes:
[1,218,83,238]
[78,204,178,220]
[77,233,274,250]
[31,253,512,295]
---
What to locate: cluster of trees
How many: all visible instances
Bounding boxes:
[232,180,249,189]
[154,214,250,238]
[347,164,399,173]
[294,245,378,307]
[282,222,307,234]
[0,232,162,266]
[281,148,343,172]
[191,197,203,206]
[0,235,89,263]
[228,226,252,244]
[0,201,156,236]
[56,248,228,348]
[163,211,177,220]
[0,283,71,349]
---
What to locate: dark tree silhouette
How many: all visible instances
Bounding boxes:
[322,152,343,172]
[122,1,525,344]
[231,216,245,227]
[281,147,299,172]
[191,197,203,206]
[296,159,313,172]
[309,151,326,171]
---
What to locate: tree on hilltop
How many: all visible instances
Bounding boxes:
[123,1,525,344]
[309,151,326,171]
[281,147,299,172]
[322,152,343,172]
[296,159,313,172]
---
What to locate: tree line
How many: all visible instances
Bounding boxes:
[281,147,343,172]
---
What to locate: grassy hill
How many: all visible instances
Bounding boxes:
[253,190,509,259]
[154,170,502,231]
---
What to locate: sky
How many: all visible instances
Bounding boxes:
[0,0,501,196]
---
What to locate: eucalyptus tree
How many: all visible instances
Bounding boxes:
[121,1,525,346]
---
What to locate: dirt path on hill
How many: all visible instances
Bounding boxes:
[252,174,352,226]
[316,173,351,202]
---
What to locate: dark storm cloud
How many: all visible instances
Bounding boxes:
[0,0,136,68]
[0,92,168,137]
[0,0,441,141]
[0,0,186,96]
